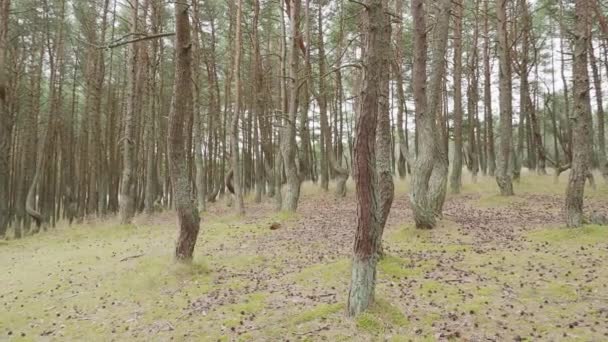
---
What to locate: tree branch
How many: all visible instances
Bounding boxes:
[103,32,175,49]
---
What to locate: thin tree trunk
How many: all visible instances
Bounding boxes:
[0,0,11,237]
[230,0,245,215]
[450,0,464,193]
[483,0,496,176]
[589,39,608,180]
[467,10,480,182]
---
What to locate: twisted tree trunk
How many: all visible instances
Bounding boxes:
[411,0,451,229]
[348,0,389,316]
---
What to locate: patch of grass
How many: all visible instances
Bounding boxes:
[372,298,409,327]
[221,292,268,328]
[526,225,608,245]
[212,254,267,271]
[387,222,471,253]
[352,298,408,336]
[293,258,350,287]
[356,312,384,334]
[520,282,579,302]
[415,280,462,305]
[378,255,432,279]
[289,303,344,325]
[270,210,300,222]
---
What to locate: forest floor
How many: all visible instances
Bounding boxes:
[2,171,608,341]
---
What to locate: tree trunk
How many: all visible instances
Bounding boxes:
[0,0,11,237]
[450,0,464,194]
[375,0,394,258]
[230,0,245,215]
[171,2,201,261]
[589,40,608,181]
[565,0,592,227]
[467,14,480,182]
[119,0,139,224]
[495,0,514,195]
[281,0,302,212]
[348,0,389,317]
[411,0,451,229]
[394,0,408,180]
[483,0,496,176]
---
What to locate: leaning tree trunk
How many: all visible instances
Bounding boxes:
[495,0,514,195]
[566,0,592,227]
[171,2,201,261]
[348,0,388,317]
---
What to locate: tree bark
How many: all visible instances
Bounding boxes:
[450,0,464,194]
[230,0,245,215]
[566,0,593,227]
[281,0,302,212]
[589,39,608,181]
[119,0,139,224]
[411,0,451,229]
[483,0,496,176]
[495,0,514,195]
[0,0,11,237]
[348,0,389,317]
[171,2,201,261]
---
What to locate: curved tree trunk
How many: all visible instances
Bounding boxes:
[426,0,451,218]
[411,0,451,229]
[348,0,389,316]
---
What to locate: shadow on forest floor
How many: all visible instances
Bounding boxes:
[1,170,608,341]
